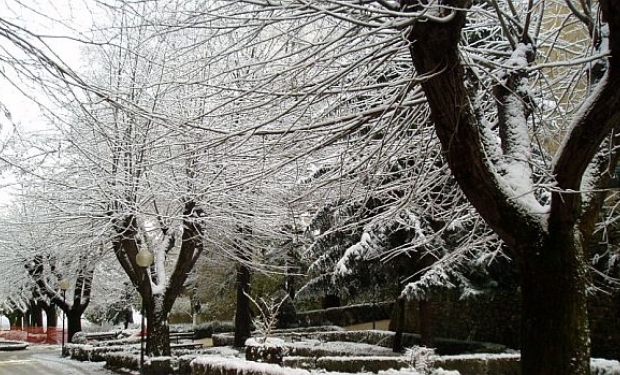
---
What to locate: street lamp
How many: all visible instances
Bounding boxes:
[58,279,70,357]
[136,249,153,374]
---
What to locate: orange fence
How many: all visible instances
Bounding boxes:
[0,327,63,344]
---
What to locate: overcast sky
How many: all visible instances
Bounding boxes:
[1,0,92,123]
[0,0,93,205]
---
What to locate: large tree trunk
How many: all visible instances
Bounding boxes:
[520,232,590,375]
[233,224,253,348]
[31,301,43,327]
[45,305,58,343]
[45,305,58,328]
[146,303,171,357]
[66,310,82,343]
[112,202,205,357]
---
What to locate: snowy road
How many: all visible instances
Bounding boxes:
[0,345,115,375]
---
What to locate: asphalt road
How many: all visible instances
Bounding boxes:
[0,345,115,375]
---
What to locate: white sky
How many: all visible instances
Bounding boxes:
[0,0,92,205]
[1,0,91,124]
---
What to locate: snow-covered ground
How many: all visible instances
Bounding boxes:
[0,345,116,375]
[41,337,620,375]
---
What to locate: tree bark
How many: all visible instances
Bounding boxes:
[520,233,590,375]
[31,301,43,327]
[390,297,422,351]
[9,312,21,328]
[146,301,171,357]
[66,310,82,343]
[45,305,58,328]
[45,305,58,343]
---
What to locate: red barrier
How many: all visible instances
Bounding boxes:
[0,327,63,344]
[45,327,63,344]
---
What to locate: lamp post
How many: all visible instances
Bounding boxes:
[136,249,154,374]
[58,279,70,357]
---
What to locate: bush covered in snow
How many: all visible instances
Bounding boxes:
[192,355,434,375]
[63,334,620,375]
[246,337,287,365]
[284,355,411,373]
[592,359,620,375]
[65,343,132,362]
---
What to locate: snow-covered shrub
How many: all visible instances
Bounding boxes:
[192,356,311,375]
[104,351,139,372]
[72,332,88,344]
[148,356,175,375]
[591,358,620,375]
[279,340,398,358]
[314,356,410,373]
[65,343,131,362]
[246,337,288,365]
[430,370,461,375]
[407,346,436,373]
[65,343,94,361]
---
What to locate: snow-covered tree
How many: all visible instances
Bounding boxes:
[2,2,619,373]
[0,191,104,342]
[173,1,620,374]
[37,0,295,355]
[295,143,503,348]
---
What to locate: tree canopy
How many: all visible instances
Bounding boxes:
[1,1,619,373]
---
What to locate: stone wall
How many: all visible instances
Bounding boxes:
[294,288,620,360]
[422,288,620,360]
[297,301,393,327]
[428,289,522,349]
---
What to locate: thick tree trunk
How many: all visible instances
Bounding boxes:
[31,302,43,327]
[146,307,171,357]
[112,203,205,358]
[404,2,597,373]
[66,310,82,343]
[45,305,58,328]
[520,233,590,375]
[45,305,58,343]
